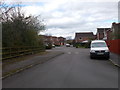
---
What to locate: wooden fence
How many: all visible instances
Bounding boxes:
[1,46,45,60]
[106,39,120,55]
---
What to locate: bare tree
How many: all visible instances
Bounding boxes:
[1,1,46,47]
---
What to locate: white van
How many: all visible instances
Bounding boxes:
[90,40,110,59]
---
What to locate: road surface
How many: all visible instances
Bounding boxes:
[3,46,118,88]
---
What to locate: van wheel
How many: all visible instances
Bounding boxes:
[90,55,93,59]
[106,56,110,60]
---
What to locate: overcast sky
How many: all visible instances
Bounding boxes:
[4,0,119,39]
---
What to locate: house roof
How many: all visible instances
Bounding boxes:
[112,22,120,25]
[112,22,120,29]
[97,28,111,33]
[52,36,57,38]
[75,32,95,38]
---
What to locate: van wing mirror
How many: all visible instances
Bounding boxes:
[108,45,110,47]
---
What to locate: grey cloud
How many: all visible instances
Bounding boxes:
[39,1,118,38]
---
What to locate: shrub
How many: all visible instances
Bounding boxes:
[45,43,52,49]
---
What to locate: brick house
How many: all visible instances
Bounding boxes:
[74,32,96,43]
[111,22,120,39]
[52,36,59,45]
[106,29,112,40]
[96,23,120,40]
[58,37,66,45]
[105,22,120,55]
[43,36,53,45]
[41,35,66,46]
[97,28,111,40]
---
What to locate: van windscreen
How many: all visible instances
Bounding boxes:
[91,42,107,47]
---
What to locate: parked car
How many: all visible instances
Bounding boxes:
[90,40,110,59]
[66,43,70,47]
[45,43,52,49]
[52,44,55,48]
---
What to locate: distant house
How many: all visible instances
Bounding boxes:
[96,23,120,40]
[52,36,59,45]
[97,28,111,40]
[106,29,112,40]
[74,32,96,43]
[40,35,66,46]
[43,36,53,45]
[58,37,66,45]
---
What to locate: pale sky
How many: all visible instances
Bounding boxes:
[3,0,119,39]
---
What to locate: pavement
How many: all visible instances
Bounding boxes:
[2,50,64,79]
[109,52,120,67]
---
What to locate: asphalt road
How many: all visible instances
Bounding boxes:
[3,46,118,88]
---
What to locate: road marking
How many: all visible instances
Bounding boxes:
[67,52,80,54]
[68,52,71,54]
[75,52,79,54]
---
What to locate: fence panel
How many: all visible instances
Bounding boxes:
[106,39,120,55]
[1,46,45,60]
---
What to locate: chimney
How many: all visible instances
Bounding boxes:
[112,22,116,26]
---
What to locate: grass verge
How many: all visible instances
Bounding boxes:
[2,51,49,68]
